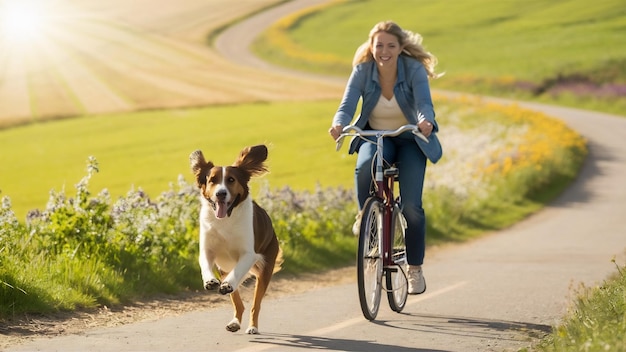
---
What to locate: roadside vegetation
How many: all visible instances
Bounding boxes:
[0,161,355,314]
[534,260,626,352]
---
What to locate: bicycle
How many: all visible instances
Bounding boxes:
[336,124,428,320]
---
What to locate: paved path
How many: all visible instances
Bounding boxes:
[5,1,626,351]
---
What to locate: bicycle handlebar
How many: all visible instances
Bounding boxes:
[335,124,429,151]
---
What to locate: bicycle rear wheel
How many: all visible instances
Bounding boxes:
[357,197,383,321]
[386,205,408,312]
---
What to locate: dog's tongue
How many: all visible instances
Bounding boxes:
[216,201,228,218]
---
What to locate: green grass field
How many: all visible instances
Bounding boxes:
[253,0,626,115]
[0,101,356,219]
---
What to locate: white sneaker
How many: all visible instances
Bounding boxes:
[407,265,426,294]
[352,212,362,236]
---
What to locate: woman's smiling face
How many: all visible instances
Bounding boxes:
[371,31,402,68]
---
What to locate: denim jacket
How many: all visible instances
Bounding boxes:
[332,55,443,163]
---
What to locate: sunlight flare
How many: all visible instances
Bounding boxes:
[0,0,51,45]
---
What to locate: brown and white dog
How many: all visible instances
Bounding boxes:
[189,145,282,335]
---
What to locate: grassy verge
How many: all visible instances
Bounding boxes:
[251,0,626,116]
[425,96,587,243]
[533,260,626,352]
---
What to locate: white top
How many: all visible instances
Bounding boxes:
[369,95,408,130]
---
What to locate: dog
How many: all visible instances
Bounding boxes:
[189,145,282,335]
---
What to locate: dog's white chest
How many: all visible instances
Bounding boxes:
[200,200,256,270]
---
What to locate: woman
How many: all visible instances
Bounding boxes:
[328,21,442,295]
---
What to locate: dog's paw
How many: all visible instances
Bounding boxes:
[226,318,240,332]
[219,282,234,295]
[245,326,260,335]
[204,279,220,291]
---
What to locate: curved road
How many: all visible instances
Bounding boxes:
[7,1,626,351]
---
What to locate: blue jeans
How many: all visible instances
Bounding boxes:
[355,132,427,266]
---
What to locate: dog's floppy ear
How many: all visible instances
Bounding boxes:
[189,150,213,188]
[234,145,268,177]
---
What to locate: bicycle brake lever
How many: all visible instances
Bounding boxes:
[335,135,345,151]
[413,130,429,143]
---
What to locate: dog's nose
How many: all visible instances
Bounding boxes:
[216,189,227,200]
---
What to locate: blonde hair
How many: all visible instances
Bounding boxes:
[352,21,441,79]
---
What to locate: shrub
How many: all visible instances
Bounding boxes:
[0,158,357,317]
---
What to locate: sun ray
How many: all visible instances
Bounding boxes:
[0,0,342,126]
[1,0,49,45]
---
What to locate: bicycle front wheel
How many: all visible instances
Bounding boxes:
[357,197,383,320]
[386,205,408,312]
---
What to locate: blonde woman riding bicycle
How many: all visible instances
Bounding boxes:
[329,20,443,295]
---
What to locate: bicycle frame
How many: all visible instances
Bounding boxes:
[336,123,428,319]
[374,133,398,269]
[337,124,428,268]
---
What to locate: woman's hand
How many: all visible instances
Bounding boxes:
[418,119,433,138]
[328,125,343,141]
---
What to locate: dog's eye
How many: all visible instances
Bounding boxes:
[227,176,236,184]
